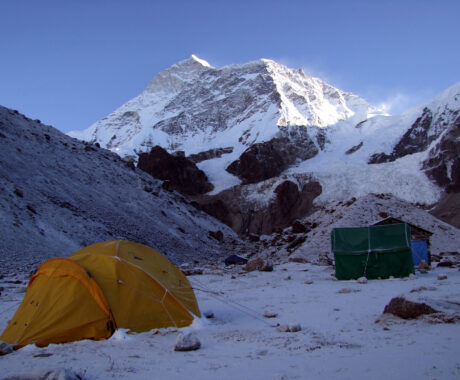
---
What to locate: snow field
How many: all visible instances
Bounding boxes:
[1,262,459,379]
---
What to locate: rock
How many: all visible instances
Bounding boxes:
[337,288,354,294]
[291,220,308,234]
[304,279,313,284]
[288,324,301,332]
[174,332,201,351]
[357,277,368,284]
[208,230,224,242]
[187,147,234,163]
[437,261,454,267]
[278,324,289,332]
[383,297,438,319]
[3,368,81,380]
[224,255,248,266]
[248,233,260,242]
[137,146,214,196]
[289,257,309,264]
[437,274,448,280]
[245,258,265,272]
[260,262,274,272]
[417,260,430,271]
[286,236,307,253]
[226,134,319,185]
[0,341,13,355]
[423,115,460,194]
[181,268,203,276]
[194,179,321,236]
[263,310,277,318]
[279,324,301,332]
[245,258,273,272]
[203,311,214,319]
[317,252,333,266]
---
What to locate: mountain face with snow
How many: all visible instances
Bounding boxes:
[0,106,239,276]
[69,56,460,231]
[69,56,382,189]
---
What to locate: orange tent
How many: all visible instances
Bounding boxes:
[0,241,200,348]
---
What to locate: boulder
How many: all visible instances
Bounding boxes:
[226,128,320,185]
[263,310,277,318]
[174,332,201,351]
[291,220,308,234]
[279,324,301,332]
[245,258,273,272]
[0,341,13,355]
[383,297,438,319]
[137,146,214,196]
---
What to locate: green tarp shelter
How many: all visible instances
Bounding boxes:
[331,223,414,280]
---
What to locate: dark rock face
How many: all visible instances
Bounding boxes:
[226,127,321,184]
[429,193,460,229]
[137,146,214,196]
[195,179,322,236]
[345,141,363,155]
[188,147,234,163]
[383,297,438,319]
[422,115,460,193]
[369,108,443,164]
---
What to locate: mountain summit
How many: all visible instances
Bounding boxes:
[69,58,459,220]
[69,56,381,159]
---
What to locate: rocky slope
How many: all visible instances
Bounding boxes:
[249,193,460,265]
[0,106,239,276]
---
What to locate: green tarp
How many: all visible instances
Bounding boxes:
[331,223,414,280]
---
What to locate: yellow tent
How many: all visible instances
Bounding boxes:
[0,241,200,348]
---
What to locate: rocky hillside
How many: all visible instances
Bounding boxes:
[0,106,239,276]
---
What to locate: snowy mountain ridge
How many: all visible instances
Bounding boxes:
[69,56,460,209]
[69,55,382,159]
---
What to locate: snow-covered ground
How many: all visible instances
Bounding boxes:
[1,262,459,379]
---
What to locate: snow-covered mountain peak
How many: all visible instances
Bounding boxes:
[189,54,212,68]
[144,55,214,94]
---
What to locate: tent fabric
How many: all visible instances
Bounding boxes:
[70,240,200,319]
[0,241,200,348]
[411,240,429,266]
[70,250,195,331]
[0,258,114,348]
[331,224,414,280]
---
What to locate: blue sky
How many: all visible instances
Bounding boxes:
[1,0,459,133]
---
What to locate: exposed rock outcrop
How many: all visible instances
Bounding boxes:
[187,147,233,163]
[429,193,460,229]
[369,107,459,165]
[137,146,214,196]
[422,114,460,193]
[195,178,322,236]
[369,108,438,164]
[226,127,322,184]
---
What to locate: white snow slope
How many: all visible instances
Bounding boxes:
[1,262,459,379]
[69,56,460,206]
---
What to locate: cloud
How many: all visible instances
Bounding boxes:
[375,92,413,114]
